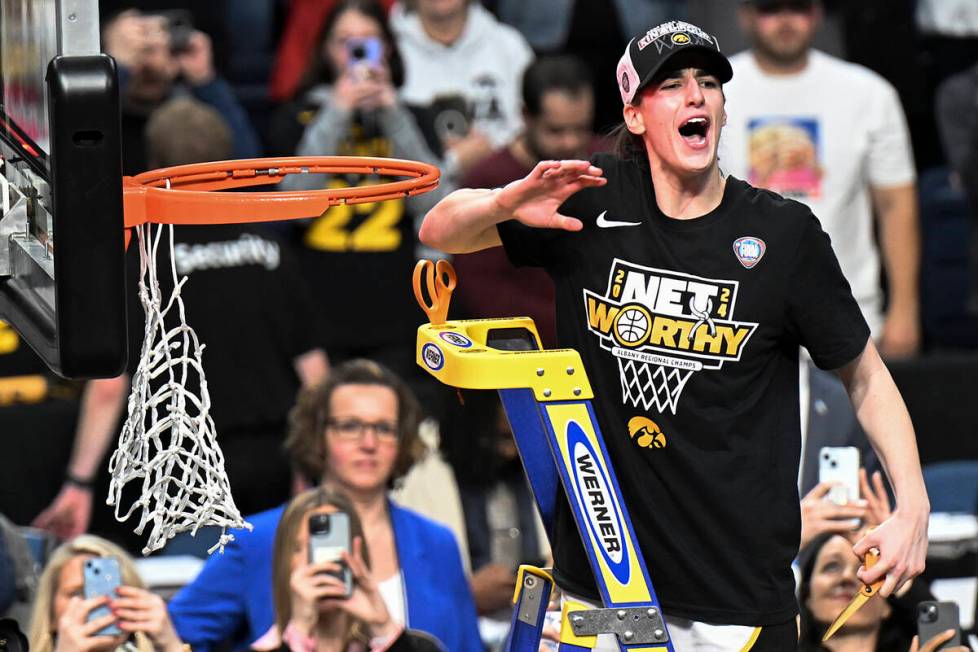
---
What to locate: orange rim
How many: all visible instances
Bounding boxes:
[122,156,440,229]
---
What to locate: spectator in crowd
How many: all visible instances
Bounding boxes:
[31,99,328,550]
[168,360,481,652]
[439,391,549,650]
[27,535,186,652]
[935,61,978,314]
[102,9,261,174]
[251,488,442,652]
[492,0,687,133]
[453,54,603,347]
[274,0,442,406]
[721,0,919,525]
[268,0,413,157]
[389,0,534,180]
[797,532,962,652]
[721,0,920,359]
[0,321,80,525]
[269,0,396,104]
[800,464,892,552]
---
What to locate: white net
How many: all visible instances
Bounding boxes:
[618,357,694,414]
[108,222,250,555]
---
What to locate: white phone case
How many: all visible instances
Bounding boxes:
[819,446,860,505]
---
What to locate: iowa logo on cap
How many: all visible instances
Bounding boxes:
[672,32,691,45]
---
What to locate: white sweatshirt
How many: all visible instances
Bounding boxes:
[390,1,534,148]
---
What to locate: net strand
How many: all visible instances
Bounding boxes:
[618,358,694,414]
[108,219,251,555]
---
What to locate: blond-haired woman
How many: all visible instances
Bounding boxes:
[254,487,440,652]
[29,535,185,652]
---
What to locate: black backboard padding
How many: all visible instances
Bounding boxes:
[48,55,126,377]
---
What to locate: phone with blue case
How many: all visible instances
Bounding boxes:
[83,557,121,636]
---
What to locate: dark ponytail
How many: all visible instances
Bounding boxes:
[610,122,648,168]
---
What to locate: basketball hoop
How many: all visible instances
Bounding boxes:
[110,157,439,554]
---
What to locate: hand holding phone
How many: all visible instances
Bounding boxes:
[917,601,961,651]
[819,446,860,506]
[83,558,122,637]
[345,37,383,71]
[309,512,353,598]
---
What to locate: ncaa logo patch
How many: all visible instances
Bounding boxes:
[621,71,630,94]
[733,237,766,269]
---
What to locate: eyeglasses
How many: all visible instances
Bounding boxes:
[327,418,399,442]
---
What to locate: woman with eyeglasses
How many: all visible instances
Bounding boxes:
[169,360,481,652]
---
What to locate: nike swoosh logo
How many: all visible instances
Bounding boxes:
[595,211,641,228]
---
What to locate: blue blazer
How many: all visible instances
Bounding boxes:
[168,501,482,652]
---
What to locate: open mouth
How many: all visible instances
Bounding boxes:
[678,117,710,147]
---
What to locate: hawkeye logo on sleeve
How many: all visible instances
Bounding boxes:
[583,258,758,413]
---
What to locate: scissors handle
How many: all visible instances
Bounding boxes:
[413,259,456,325]
[862,548,883,596]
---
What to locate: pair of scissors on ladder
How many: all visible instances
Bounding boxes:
[413,259,456,326]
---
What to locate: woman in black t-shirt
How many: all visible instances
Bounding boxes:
[418,18,930,652]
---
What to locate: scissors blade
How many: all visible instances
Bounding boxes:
[822,591,871,641]
[822,547,883,642]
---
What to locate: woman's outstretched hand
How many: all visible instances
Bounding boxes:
[495,160,606,232]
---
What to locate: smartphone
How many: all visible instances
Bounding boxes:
[345,37,383,69]
[819,446,860,506]
[308,512,352,598]
[83,557,121,637]
[917,601,961,649]
[151,10,195,54]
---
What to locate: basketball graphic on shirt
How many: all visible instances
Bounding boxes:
[584,259,760,414]
[613,306,651,347]
[628,416,666,449]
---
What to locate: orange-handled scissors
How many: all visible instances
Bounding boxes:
[822,548,884,641]
[413,259,456,325]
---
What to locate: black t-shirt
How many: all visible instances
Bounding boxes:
[0,321,48,380]
[125,223,321,432]
[289,120,421,350]
[497,153,870,626]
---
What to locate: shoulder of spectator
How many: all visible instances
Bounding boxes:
[458,147,513,188]
[115,64,132,93]
[389,501,459,552]
[474,4,533,64]
[217,504,285,554]
[812,50,902,101]
[935,66,978,114]
[186,75,230,97]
